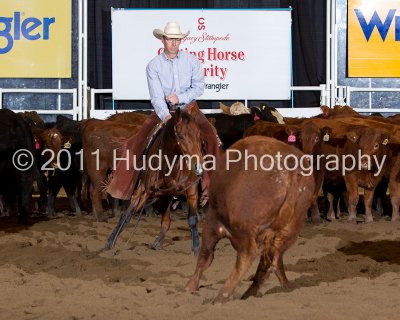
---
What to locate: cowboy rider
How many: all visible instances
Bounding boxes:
[106,21,220,206]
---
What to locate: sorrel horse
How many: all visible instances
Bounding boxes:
[105,108,205,254]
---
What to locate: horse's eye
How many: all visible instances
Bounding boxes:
[178,134,184,140]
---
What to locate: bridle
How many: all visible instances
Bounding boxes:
[173,123,203,175]
[142,116,203,194]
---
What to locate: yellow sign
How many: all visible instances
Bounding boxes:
[0,0,71,78]
[348,0,400,77]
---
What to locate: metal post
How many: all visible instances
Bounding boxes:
[82,0,88,120]
[326,0,331,107]
[330,0,337,107]
[78,0,83,120]
[346,86,351,106]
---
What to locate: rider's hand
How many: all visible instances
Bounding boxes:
[163,114,172,123]
[166,94,179,105]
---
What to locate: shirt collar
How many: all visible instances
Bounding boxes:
[161,50,181,61]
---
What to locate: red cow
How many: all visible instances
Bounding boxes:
[186,136,314,303]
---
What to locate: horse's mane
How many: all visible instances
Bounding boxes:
[164,109,192,134]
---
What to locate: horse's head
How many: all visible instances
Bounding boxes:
[166,108,204,176]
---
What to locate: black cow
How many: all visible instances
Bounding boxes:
[205,113,256,150]
[0,109,42,224]
[205,106,282,150]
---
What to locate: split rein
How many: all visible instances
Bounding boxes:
[149,120,203,194]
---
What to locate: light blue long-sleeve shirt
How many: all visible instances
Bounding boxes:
[146,50,204,121]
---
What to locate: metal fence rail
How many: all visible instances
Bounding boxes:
[0,88,79,119]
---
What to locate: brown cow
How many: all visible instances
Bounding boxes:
[107,111,149,125]
[334,117,400,221]
[301,118,392,222]
[283,105,359,126]
[82,119,141,221]
[186,136,314,303]
[320,105,361,119]
[309,118,393,220]
[342,127,389,223]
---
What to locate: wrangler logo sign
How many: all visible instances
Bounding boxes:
[348,0,400,77]
[0,0,71,78]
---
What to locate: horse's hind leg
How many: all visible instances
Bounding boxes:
[186,185,200,255]
[151,197,173,250]
[104,185,147,250]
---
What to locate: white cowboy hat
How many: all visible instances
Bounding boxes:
[153,22,190,40]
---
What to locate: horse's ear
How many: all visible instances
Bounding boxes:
[174,107,182,124]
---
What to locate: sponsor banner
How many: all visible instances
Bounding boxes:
[112,9,292,100]
[0,0,71,78]
[348,0,400,77]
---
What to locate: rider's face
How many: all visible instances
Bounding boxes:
[162,36,181,57]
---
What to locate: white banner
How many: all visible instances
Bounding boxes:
[111,9,292,101]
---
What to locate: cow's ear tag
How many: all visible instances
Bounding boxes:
[288,134,296,142]
[323,133,330,142]
[382,138,388,145]
[64,141,71,149]
[35,140,40,150]
[254,113,260,121]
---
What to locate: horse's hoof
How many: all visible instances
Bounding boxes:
[192,245,201,256]
[151,242,162,250]
[212,292,230,304]
[74,211,82,217]
[104,241,113,250]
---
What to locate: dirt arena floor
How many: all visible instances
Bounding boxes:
[1,203,400,320]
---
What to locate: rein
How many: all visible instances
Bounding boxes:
[152,118,201,193]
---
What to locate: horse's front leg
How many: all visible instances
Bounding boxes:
[186,184,200,255]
